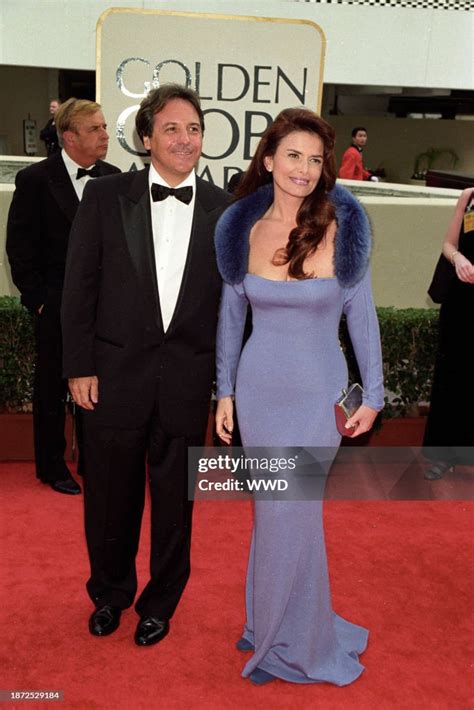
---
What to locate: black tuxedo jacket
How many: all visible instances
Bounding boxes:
[6,151,120,312]
[61,168,230,436]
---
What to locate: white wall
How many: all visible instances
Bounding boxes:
[0,186,16,296]
[1,0,472,90]
[363,196,457,309]
[0,181,457,309]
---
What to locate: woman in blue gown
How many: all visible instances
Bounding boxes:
[214,109,384,686]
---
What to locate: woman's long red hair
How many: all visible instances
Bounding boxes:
[234,108,337,280]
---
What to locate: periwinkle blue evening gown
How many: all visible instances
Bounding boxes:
[216,268,384,685]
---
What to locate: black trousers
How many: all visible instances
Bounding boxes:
[83,404,203,619]
[33,294,83,481]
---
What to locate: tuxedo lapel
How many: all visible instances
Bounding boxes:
[119,169,163,332]
[47,152,79,223]
[96,160,114,178]
[166,177,218,335]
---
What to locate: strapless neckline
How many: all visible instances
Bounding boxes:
[246,273,337,283]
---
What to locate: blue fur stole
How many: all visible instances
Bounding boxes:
[214,183,372,287]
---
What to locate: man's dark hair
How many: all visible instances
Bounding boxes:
[351,126,367,138]
[135,83,204,141]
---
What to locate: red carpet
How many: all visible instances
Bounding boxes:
[1,463,472,709]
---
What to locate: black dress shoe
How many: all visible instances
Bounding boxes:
[424,462,454,481]
[89,605,122,636]
[50,477,81,495]
[249,668,277,685]
[134,617,169,646]
[236,637,254,651]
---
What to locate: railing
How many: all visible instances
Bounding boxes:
[337,178,461,200]
[0,155,43,185]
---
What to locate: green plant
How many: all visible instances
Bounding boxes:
[341,306,439,418]
[412,147,459,180]
[377,307,439,417]
[0,296,440,418]
[0,296,35,412]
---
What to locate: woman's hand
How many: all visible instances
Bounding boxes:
[453,252,474,284]
[215,396,234,444]
[345,404,378,437]
[442,187,474,281]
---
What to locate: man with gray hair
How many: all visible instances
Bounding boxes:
[61,84,230,645]
[7,98,120,495]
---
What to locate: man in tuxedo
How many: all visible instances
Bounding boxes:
[39,99,61,156]
[7,98,120,495]
[61,84,230,645]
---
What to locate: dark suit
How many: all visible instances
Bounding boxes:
[39,118,59,156]
[6,151,120,481]
[61,168,230,617]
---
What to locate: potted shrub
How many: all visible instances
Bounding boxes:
[0,296,35,459]
[0,296,76,459]
[1,297,440,456]
[341,307,439,446]
[410,147,459,185]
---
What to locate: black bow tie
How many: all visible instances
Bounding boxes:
[76,165,100,180]
[151,183,193,205]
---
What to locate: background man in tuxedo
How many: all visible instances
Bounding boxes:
[6,98,120,495]
[61,84,230,645]
[39,99,61,156]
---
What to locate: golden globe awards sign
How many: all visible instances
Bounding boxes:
[97,9,325,188]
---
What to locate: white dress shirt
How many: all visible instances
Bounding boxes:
[61,149,97,201]
[148,164,196,332]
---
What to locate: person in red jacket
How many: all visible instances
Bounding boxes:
[338,127,378,181]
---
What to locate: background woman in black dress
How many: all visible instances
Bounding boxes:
[424,186,474,479]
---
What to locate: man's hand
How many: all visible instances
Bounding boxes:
[69,376,99,410]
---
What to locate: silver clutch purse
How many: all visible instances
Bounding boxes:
[335,383,363,435]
